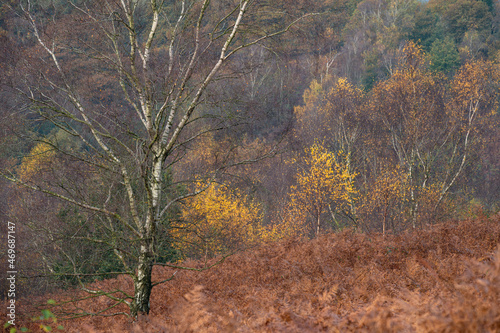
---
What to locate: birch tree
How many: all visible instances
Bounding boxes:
[370,41,499,227]
[288,143,357,237]
[3,0,308,317]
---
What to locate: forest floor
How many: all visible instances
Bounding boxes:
[5,212,500,332]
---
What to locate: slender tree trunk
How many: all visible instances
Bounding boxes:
[408,154,416,229]
[316,214,321,237]
[383,206,387,236]
[131,244,154,317]
[131,156,162,317]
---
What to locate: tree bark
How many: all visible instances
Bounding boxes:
[131,245,154,317]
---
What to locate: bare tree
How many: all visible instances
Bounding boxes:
[2,0,310,317]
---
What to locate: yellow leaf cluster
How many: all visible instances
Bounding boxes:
[327,77,364,106]
[288,143,357,235]
[17,142,56,182]
[293,80,326,139]
[369,42,443,149]
[173,182,264,258]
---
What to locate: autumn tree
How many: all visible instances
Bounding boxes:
[357,164,410,234]
[17,142,55,182]
[438,58,500,209]
[1,0,310,317]
[288,143,357,237]
[369,41,499,227]
[293,76,366,200]
[294,77,365,153]
[293,80,326,145]
[369,41,444,227]
[172,182,264,260]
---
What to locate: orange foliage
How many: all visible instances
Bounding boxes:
[370,41,443,152]
[358,165,410,234]
[293,77,364,152]
[12,214,500,332]
[366,41,499,229]
[447,59,499,135]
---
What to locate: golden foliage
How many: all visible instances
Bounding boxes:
[268,207,308,242]
[416,183,444,224]
[357,165,449,233]
[172,132,222,181]
[293,79,326,143]
[324,77,364,116]
[172,182,264,259]
[17,142,56,182]
[288,143,357,236]
[364,41,500,230]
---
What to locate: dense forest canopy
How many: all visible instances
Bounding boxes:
[0,0,498,318]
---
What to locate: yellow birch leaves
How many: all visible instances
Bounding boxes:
[288,143,357,236]
[172,142,360,257]
[17,142,56,182]
[173,182,289,259]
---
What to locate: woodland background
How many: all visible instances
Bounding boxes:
[0,0,499,330]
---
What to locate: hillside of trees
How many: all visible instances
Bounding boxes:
[0,0,499,328]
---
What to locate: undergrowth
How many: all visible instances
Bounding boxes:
[3,214,500,332]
